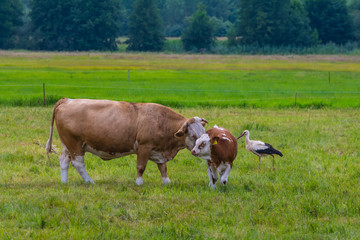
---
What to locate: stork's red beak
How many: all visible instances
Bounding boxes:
[237,133,245,140]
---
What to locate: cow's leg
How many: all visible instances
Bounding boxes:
[71,155,94,183]
[157,162,170,184]
[136,146,151,186]
[218,163,231,186]
[207,160,218,189]
[59,145,71,183]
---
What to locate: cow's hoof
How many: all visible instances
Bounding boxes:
[162,177,171,184]
[61,174,68,183]
[136,177,143,186]
[208,182,216,189]
[85,179,94,184]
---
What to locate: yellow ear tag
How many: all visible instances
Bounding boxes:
[213,140,218,145]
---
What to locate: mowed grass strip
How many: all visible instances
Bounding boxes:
[0,107,359,239]
[1,51,360,71]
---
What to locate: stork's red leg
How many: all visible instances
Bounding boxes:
[258,156,261,171]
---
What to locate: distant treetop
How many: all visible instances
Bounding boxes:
[30,0,121,51]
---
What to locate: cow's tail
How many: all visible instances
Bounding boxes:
[45,98,68,157]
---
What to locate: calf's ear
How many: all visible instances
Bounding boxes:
[211,137,220,145]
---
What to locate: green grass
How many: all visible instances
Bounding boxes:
[0,107,359,239]
[0,51,360,238]
[1,52,360,108]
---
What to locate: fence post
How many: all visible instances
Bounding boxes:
[294,92,297,107]
[43,83,46,107]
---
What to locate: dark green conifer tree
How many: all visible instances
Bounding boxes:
[287,0,318,46]
[305,0,354,44]
[232,0,315,47]
[31,0,121,51]
[127,0,165,51]
[181,3,215,51]
[0,0,23,49]
[349,0,360,41]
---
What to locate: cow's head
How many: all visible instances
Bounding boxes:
[174,117,208,150]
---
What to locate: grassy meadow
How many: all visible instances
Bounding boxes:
[1,51,360,108]
[0,51,360,239]
[1,107,359,239]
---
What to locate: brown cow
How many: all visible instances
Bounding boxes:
[46,98,208,185]
[191,125,238,189]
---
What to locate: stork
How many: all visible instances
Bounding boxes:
[237,130,283,171]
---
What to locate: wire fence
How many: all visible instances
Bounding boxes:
[1,86,359,109]
[1,84,360,94]
[1,83,360,94]
[1,69,359,108]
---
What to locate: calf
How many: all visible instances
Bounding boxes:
[191,125,238,189]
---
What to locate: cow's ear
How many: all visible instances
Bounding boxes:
[174,122,188,138]
[174,130,184,137]
[211,137,219,145]
[201,118,208,127]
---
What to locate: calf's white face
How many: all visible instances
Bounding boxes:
[191,134,211,159]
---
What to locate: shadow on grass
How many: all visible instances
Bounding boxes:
[0,177,243,193]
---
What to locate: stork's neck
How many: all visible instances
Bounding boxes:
[245,134,250,144]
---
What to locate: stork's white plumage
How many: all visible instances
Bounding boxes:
[238,130,283,171]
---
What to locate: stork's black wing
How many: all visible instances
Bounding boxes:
[255,143,283,157]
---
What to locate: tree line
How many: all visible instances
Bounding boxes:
[1,0,359,52]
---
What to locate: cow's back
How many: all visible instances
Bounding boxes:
[55,99,139,155]
[55,99,186,158]
[136,103,185,145]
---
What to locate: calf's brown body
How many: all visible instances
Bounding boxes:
[208,127,238,169]
[191,125,238,188]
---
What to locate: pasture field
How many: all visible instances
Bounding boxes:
[0,51,360,239]
[0,107,360,239]
[1,51,360,108]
